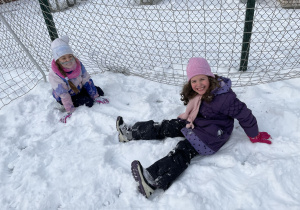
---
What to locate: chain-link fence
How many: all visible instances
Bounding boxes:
[0,0,300,109]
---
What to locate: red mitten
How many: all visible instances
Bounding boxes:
[249,132,272,144]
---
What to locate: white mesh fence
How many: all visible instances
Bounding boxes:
[0,0,300,109]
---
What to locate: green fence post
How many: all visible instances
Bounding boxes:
[239,0,256,71]
[38,0,58,41]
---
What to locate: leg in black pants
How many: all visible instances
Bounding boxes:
[131,119,186,140]
[146,139,198,190]
[129,119,199,196]
[59,86,104,108]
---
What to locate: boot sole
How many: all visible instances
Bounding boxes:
[131,160,154,198]
[116,116,129,142]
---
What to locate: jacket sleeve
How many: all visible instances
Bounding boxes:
[80,63,99,99]
[49,71,75,113]
[220,91,259,137]
[60,93,75,113]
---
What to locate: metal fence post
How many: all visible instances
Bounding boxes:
[0,14,47,82]
[239,0,256,71]
[38,0,58,41]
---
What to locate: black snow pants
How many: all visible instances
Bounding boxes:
[58,86,104,108]
[131,119,199,190]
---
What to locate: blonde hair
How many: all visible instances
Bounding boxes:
[55,60,79,94]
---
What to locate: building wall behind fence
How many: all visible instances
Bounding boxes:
[0,0,300,109]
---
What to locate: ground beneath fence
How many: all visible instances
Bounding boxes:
[0,72,300,209]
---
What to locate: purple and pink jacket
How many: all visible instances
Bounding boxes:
[48,59,99,113]
[181,77,259,155]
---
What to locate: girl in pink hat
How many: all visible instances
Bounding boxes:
[49,35,109,123]
[116,57,272,198]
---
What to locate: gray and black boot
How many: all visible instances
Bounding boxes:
[116,116,133,142]
[131,160,156,198]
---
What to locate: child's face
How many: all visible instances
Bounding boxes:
[190,75,210,95]
[58,54,75,69]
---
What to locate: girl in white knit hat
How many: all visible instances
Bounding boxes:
[49,35,108,123]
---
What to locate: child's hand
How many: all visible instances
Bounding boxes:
[248,132,272,144]
[95,96,109,104]
[60,113,72,123]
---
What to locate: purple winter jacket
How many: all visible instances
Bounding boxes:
[181,77,259,155]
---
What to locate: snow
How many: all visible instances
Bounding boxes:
[1,71,300,209]
[1,0,300,209]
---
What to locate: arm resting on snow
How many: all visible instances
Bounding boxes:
[60,93,75,113]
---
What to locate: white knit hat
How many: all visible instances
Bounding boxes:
[51,35,74,61]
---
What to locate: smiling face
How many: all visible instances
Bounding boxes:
[58,54,76,69]
[190,74,210,95]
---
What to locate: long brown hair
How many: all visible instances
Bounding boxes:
[180,74,221,105]
[55,60,79,94]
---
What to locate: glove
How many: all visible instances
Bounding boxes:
[95,96,109,104]
[248,132,272,144]
[60,113,72,123]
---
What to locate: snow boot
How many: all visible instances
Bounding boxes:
[116,116,133,142]
[131,160,155,198]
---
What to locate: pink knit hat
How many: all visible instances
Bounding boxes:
[186,57,215,80]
